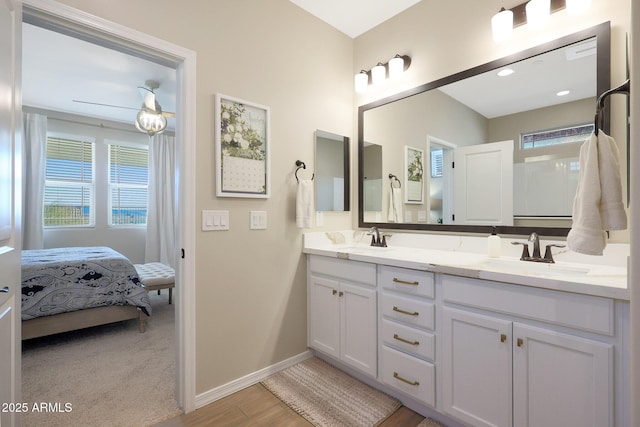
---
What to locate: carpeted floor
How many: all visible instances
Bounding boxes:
[21,291,182,427]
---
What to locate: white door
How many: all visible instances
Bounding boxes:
[442,308,512,427]
[308,275,340,358]
[0,1,22,426]
[453,140,514,225]
[512,324,613,427]
[340,282,376,377]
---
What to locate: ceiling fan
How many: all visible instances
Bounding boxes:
[73,79,175,136]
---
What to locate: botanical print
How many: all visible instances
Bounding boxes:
[216,94,270,198]
[405,146,424,204]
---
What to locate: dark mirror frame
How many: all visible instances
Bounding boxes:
[358,22,611,237]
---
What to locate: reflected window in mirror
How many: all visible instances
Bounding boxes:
[315,130,350,212]
[358,22,611,237]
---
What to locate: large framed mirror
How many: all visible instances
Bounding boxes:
[358,22,611,237]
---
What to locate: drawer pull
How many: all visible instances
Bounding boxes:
[393,333,419,346]
[393,306,419,317]
[393,372,420,386]
[393,277,419,286]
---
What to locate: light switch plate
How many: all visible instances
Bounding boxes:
[250,210,267,230]
[202,210,229,231]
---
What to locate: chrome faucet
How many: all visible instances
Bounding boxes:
[511,232,565,263]
[367,227,387,247]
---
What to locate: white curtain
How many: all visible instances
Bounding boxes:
[145,134,176,267]
[22,113,47,249]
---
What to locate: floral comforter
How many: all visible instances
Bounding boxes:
[21,246,151,320]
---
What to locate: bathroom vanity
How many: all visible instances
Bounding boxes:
[304,231,630,427]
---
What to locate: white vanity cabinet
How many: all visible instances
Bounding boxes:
[440,274,618,427]
[378,266,437,406]
[307,255,377,377]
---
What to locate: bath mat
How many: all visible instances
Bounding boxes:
[416,417,448,427]
[261,357,402,427]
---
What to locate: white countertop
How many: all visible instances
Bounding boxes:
[303,230,630,301]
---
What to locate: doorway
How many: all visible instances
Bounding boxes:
[20,0,196,413]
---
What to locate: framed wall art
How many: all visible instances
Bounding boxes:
[404,145,424,204]
[215,93,270,198]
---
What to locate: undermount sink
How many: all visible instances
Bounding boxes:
[479,257,591,277]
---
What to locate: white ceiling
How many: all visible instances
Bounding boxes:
[288,0,422,38]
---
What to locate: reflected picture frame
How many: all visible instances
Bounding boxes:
[215,93,270,198]
[404,145,424,204]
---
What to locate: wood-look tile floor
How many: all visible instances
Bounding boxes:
[155,383,426,427]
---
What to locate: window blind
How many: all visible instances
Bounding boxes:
[109,144,149,225]
[44,137,94,226]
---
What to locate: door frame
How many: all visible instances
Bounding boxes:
[20,0,197,412]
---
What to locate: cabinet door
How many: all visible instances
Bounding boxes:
[308,276,340,358]
[442,308,512,427]
[513,324,613,427]
[340,282,377,377]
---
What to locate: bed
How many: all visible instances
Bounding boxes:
[21,246,152,340]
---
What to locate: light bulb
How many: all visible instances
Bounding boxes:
[371,63,386,85]
[526,0,550,30]
[388,55,405,80]
[491,8,513,42]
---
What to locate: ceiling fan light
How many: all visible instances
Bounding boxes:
[136,109,167,136]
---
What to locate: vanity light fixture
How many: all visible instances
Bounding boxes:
[354,54,412,92]
[491,0,590,42]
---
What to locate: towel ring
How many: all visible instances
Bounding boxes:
[594,79,630,135]
[388,173,401,188]
[295,160,314,182]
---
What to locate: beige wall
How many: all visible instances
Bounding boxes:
[353,0,631,242]
[53,0,354,394]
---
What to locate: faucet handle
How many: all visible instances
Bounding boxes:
[543,244,566,263]
[511,241,530,260]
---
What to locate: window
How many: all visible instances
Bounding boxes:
[44,136,95,227]
[109,144,149,226]
[520,123,594,150]
[430,148,444,178]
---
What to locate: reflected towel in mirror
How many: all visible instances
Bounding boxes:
[296,179,313,228]
[388,187,403,223]
[567,130,627,255]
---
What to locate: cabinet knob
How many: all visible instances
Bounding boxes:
[339,291,344,297]
[517,338,524,347]
[500,333,507,343]
[332,289,337,295]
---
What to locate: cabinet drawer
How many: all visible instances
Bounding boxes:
[381,346,435,406]
[380,266,434,298]
[442,275,614,335]
[381,292,435,330]
[382,319,435,361]
[309,255,376,286]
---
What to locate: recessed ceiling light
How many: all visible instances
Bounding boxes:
[497,68,514,77]
[557,90,571,96]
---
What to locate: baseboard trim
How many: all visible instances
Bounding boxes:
[195,350,313,409]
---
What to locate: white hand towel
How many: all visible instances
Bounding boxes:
[567,130,627,255]
[387,187,403,223]
[296,179,313,228]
